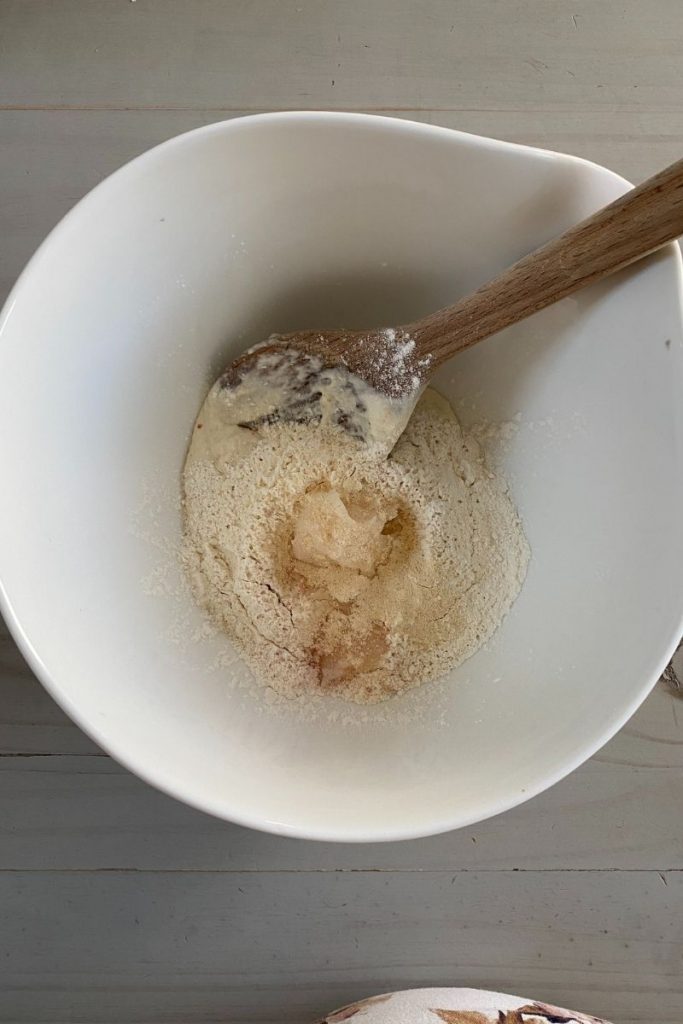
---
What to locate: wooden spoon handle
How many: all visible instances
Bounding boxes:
[407,157,683,367]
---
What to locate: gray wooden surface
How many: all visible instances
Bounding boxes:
[1,3,683,1023]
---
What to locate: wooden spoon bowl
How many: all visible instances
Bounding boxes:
[220,156,683,443]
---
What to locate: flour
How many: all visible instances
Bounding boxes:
[182,377,529,705]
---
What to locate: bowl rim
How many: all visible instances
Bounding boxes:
[1,110,682,842]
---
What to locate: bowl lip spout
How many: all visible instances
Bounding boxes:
[1,110,682,843]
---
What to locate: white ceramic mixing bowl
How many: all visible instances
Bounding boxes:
[1,113,682,841]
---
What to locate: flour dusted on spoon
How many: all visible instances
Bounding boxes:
[182,347,529,704]
[214,327,431,452]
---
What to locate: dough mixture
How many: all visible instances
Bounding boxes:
[182,355,529,704]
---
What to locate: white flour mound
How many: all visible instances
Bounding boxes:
[182,387,529,704]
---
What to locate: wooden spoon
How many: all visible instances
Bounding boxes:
[220,157,683,445]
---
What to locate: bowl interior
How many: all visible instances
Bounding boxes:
[1,113,682,839]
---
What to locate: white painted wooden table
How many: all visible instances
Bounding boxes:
[1,3,682,1022]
